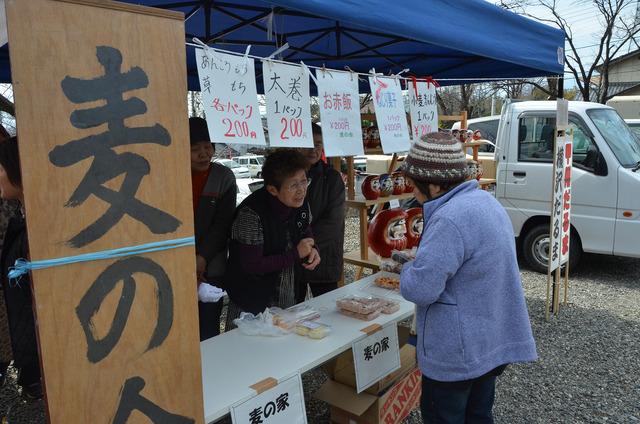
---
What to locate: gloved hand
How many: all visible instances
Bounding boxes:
[198,282,227,303]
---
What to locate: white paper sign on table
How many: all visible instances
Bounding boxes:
[262,61,313,148]
[316,69,364,157]
[352,323,401,393]
[231,374,307,424]
[369,76,410,154]
[408,80,438,140]
[196,48,266,146]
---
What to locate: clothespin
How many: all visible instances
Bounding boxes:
[300,61,318,86]
[344,66,362,82]
[192,37,211,56]
[241,45,252,75]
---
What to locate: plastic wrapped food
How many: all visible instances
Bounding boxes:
[339,308,381,321]
[380,259,403,274]
[379,299,400,314]
[294,320,331,339]
[271,304,320,331]
[336,296,384,315]
[374,276,401,291]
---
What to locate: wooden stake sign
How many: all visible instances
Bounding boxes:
[6,0,203,422]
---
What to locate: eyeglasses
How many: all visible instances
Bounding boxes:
[283,177,312,193]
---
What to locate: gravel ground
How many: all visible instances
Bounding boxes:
[2,215,639,423]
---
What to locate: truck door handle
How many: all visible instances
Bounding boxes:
[513,171,526,177]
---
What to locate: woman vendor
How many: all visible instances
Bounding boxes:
[224,149,320,321]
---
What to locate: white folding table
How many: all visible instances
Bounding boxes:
[200,271,413,423]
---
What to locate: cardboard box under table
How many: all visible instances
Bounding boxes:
[315,326,422,424]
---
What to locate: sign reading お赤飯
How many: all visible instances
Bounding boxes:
[6,0,203,422]
[196,48,266,146]
[316,69,364,157]
[369,75,411,153]
[262,61,313,148]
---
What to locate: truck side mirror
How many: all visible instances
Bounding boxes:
[594,151,608,176]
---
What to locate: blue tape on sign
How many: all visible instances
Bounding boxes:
[8,236,195,280]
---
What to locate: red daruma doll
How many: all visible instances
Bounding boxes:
[392,171,405,195]
[361,175,380,200]
[367,208,408,258]
[378,173,394,197]
[405,207,424,249]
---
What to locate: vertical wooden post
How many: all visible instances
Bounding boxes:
[346,156,355,200]
[6,1,203,422]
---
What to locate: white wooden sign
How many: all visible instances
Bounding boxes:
[262,61,313,148]
[316,69,364,157]
[369,76,411,153]
[196,48,266,146]
[408,80,438,140]
[352,324,401,393]
[231,374,307,424]
[549,98,571,271]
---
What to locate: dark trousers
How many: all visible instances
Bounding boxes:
[421,370,499,424]
[309,282,338,297]
[198,300,223,341]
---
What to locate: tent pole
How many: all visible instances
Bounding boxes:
[557,75,564,99]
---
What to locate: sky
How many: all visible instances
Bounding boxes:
[491,0,640,87]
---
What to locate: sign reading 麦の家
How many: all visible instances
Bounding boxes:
[231,374,307,424]
[6,0,203,422]
[262,61,313,148]
[352,324,401,393]
[369,75,411,153]
[408,79,439,140]
[315,69,364,157]
[196,48,266,146]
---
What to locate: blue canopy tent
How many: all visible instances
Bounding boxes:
[0,0,564,91]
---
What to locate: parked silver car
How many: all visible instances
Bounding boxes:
[213,158,251,179]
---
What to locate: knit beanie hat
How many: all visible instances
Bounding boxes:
[189,117,210,145]
[400,132,468,184]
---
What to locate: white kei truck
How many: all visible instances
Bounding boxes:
[493,100,640,273]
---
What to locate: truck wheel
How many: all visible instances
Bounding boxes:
[521,224,582,273]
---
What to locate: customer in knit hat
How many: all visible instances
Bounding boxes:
[399,133,537,422]
[400,132,468,202]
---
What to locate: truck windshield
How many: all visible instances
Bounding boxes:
[587,108,640,167]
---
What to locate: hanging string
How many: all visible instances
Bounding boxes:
[8,236,195,281]
[186,41,564,83]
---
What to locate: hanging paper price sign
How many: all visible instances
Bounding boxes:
[369,76,410,153]
[316,69,364,157]
[408,80,438,139]
[196,48,266,146]
[262,61,313,148]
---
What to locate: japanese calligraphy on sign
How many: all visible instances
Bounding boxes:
[352,324,401,393]
[315,70,364,157]
[550,132,573,271]
[549,99,573,271]
[408,80,438,140]
[369,76,410,153]
[6,1,203,422]
[262,62,313,148]
[231,374,307,424]
[196,49,266,146]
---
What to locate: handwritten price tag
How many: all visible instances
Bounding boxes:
[263,61,313,148]
[369,76,410,153]
[196,49,265,146]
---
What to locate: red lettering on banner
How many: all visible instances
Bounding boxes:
[564,166,571,186]
[562,234,570,255]
[563,211,570,233]
[563,190,571,210]
[565,143,572,160]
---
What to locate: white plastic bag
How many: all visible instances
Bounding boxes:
[233,309,289,337]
